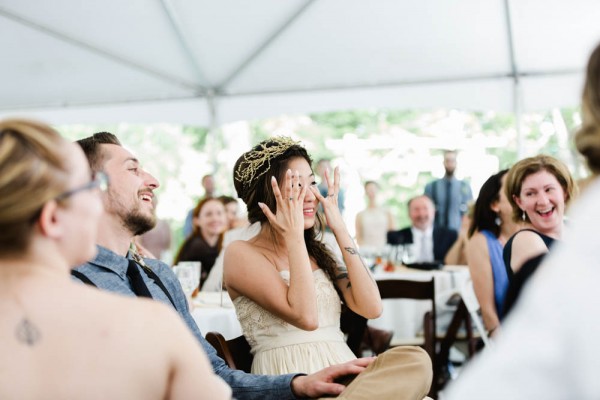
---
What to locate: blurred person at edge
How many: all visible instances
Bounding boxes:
[0,119,230,400]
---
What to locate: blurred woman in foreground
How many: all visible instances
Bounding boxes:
[0,119,230,399]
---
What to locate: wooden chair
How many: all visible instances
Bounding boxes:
[438,280,491,358]
[340,307,368,357]
[376,278,438,397]
[205,331,253,373]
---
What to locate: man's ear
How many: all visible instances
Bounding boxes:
[37,200,63,239]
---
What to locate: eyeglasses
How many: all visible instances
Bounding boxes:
[55,171,109,201]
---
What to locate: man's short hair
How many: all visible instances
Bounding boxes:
[407,194,434,210]
[76,132,121,171]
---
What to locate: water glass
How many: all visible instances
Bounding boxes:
[174,261,201,297]
[402,244,416,265]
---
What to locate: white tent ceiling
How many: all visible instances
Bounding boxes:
[1,0,600,126]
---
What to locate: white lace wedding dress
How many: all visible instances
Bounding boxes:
[232,269,356,374]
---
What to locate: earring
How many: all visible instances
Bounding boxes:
[521,210,526,221]
[495,215,502,226]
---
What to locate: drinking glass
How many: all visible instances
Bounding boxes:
[402,244,416,265]
[174,261,201,297]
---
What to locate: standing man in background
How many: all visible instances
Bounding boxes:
[183,174,216,237]
[424,150,472,232]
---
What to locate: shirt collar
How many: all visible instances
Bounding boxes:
[411,226,433,237]
[88,245,132,278]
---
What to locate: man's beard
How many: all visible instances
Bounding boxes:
[123,208,156,236]
[106,190,156,236]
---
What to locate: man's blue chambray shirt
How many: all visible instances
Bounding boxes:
[73,245,297,400]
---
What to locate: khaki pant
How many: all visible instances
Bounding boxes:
[321,346,432,400]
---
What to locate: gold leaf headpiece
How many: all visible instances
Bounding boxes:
[235,136,301,193]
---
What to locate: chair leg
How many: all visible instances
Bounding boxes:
[435,300,470,393]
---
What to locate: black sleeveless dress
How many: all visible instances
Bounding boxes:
[502,229,555,318]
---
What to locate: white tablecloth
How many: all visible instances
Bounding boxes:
[369,265,470,341]
[191,292,242,340]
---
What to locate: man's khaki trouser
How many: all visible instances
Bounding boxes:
[322,346,433,400]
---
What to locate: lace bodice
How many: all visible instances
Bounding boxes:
[232,269,355,374]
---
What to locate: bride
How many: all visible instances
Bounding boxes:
[224,136,431,400]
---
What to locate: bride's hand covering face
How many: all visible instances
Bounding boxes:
[258,169,307,238]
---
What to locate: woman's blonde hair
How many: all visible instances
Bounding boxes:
[0,118,70,255]
[504,154,576,223]
[575,42,600,175]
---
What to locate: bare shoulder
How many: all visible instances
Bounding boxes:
[70,281,176,327]
[468,232,487,247]
[223,240,264,271]
[510,230,549,272]
[225,239,255,255]
[467,231,489,259]
[512,230,548,249]
[223,239,276,286]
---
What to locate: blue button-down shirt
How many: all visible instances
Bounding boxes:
[424,176,473,232]
[73,245,297,400]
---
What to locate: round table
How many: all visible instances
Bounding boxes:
[191,292,242,340]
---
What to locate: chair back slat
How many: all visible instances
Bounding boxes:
[377,279,435,300]
[206,331,253,373]
[376,278,437,397]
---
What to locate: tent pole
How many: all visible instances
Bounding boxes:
[207,91,219,171]
[503,0,523,159]
[514,82,524,159]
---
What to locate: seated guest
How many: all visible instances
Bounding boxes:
[443,202,473,265]
[72,130,403,400]
[387,195,457,264]
[173,197,227,289]
[355,180,395,254]
[466,170,522,336]
[224,136,432,399]
[219,195,247,230]
[0,119,230,399]
[502,155,576,315]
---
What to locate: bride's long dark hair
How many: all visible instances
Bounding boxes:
[233,137,340,288]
